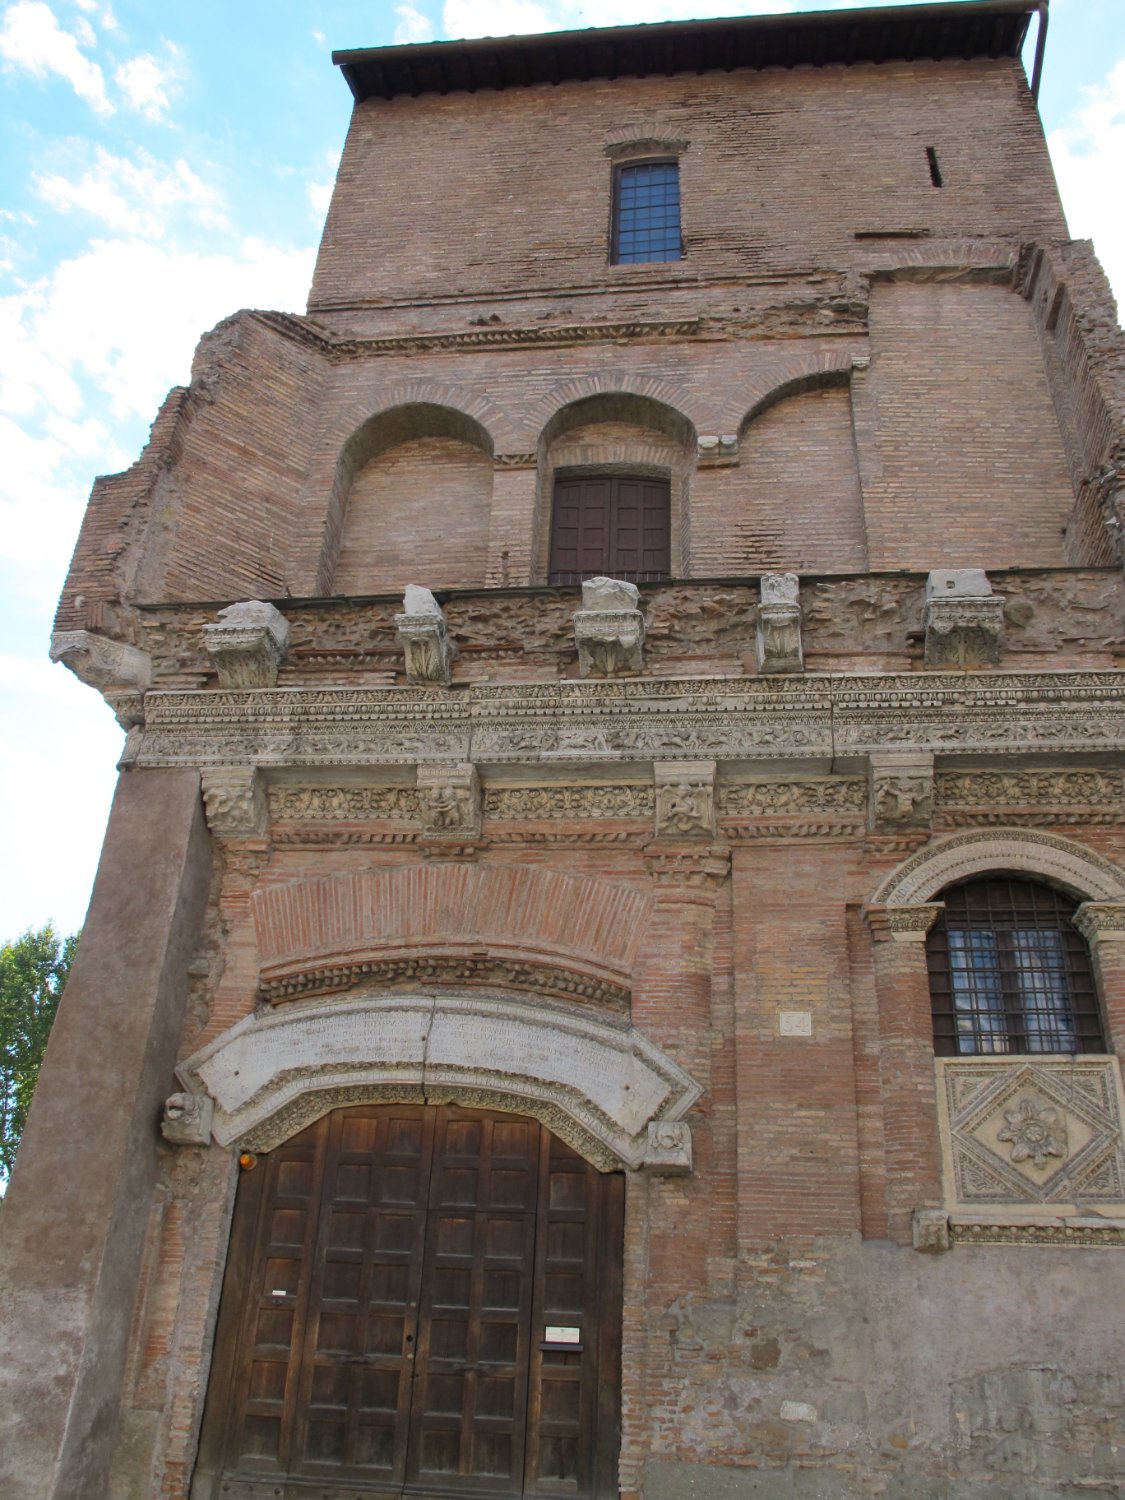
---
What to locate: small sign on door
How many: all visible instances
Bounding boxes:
[544,1325,581,1344]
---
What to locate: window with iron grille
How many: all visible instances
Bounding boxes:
[548,474,671,585]
[925,877,1104,1056]
[611,160,682,265]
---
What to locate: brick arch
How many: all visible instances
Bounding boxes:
[733,353,857,437]
[252,863,652,1009]
[527,372,701,445]
[175,989,701,1169]
[871,828,1125,908]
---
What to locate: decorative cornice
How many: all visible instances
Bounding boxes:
[131,671,1125,772]
[949,1218,1125,1248]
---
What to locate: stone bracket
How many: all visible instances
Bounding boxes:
[395,585,453,686]
[756,572,803,674]
[573,576,645,677]
[50,629,151,728]
[654,761,717,839]
[418,762,481,838]
[643,1120,693,1175]
[203,600,290,688]
[912,1208,951,1253]
[868,751,934,834]
[160,1090,214,1146]
[201,766,268,838]
[923,568,1004,668]
[863,902,945,942]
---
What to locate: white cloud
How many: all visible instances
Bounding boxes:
[308,178,333,217]
[1048,57,1125,321]
[0,0,112,113]
[35,146,227,238]
[442,0,552,39]
[114,47,179,121]
[394,4,435,44]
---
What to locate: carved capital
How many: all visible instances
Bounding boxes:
[644,842,730,891]
[864,902,945,942]
[203,600,290,688]
[654,761,716,839]
[160,1091,214,1146]
[868,752,934,833]
[923,570,1003,668]
[756,572,803,674]
[912,1208,951,1253]
[50,629,151,727]
[201,766,268,838]
[395,585,453,685]
[643,1120,693,1175]
[574,576,645,677]
[1073,902,1125,944]
[418,763,481,838]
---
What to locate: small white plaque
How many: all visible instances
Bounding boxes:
[779,1010,813,1037]
[544,1325,581,1344]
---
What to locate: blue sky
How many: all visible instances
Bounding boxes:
[1,0,1123,939]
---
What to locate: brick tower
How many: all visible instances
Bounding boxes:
[3,4,1125,1498]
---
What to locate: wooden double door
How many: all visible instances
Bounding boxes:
[194,1105,624,1500]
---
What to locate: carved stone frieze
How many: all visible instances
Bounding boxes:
[654,761,716,839]
[50,629,152,727]
[176,989,702,1171]
[574,578,646,678]
[484,784,653,820]
[923,570,1004,668]
[203,600,290,689]
[756,572,803,674]
[937,1056,1125,1216]
[200,766,267,838]
[949,1217,1125,1248]
[418,762,481,838]
[868,752,934,834]
[395,586,452,686]
[718,779,867,816]
[160,1091,214,1146]
[129,671,1125,770]
[269,784,419,821]
[935,768,1125,825]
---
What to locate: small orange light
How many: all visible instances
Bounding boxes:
[239,1152,258,1171]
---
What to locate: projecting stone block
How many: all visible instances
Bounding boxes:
[923,569,1004,667]
[50,629,151,727]
[417,762,481,838]
[868,752,934,833]
[756,572,803,673]
[160,1091,214,1146]
[203,600,290,688]
[913,1209,951,1253]
[574,576,645,677]
[654,761,717,839]
[395,584,452,685]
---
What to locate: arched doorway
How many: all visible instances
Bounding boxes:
[193,1104,624,1500]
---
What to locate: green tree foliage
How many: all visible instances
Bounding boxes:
[0,925,78,1187]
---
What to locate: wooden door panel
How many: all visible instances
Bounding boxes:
[195,1105,623,1500]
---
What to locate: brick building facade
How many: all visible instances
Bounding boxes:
[3,3,1125,1497]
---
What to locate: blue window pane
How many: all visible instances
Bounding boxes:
[613,161,681,265]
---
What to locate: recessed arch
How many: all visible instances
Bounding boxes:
[175,989,702,1170]
[737,365,853,437]
[872,828,1125,908]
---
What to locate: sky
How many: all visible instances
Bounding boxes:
[1,0,1123,941]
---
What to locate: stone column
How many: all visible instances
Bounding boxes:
[863,902,945,1242]
[0,768,211,1500]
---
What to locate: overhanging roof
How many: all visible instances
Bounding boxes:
[334,1,1036,103]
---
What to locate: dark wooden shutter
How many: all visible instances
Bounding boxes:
[195,1105,623,1500]
[549,475,670,584]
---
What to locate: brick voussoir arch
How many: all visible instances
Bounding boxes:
[252,862,652,1008]
[733,351,857,437]
[871,827,1125,908]
[528,370,702,447]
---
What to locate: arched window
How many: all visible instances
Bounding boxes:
[925,876,1105,1056]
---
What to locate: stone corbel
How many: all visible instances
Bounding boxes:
[418,763,482,839]
[923,569,1004,668]
[160,1090,214,1146]
[863,903,945,942]
[573,577,645,677]
[203,600,290,688]
[756,572,803,674]
[201,766,268,838]
[868,752,934,834]
[644,843,731,891]
[1073,902,1125,944]
[912,1208,951,1253]
[654,761,717,839]
[395,585,453,686]
[49,629,151,728]
[697,434,739,467]
[643,1120,693,1175]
